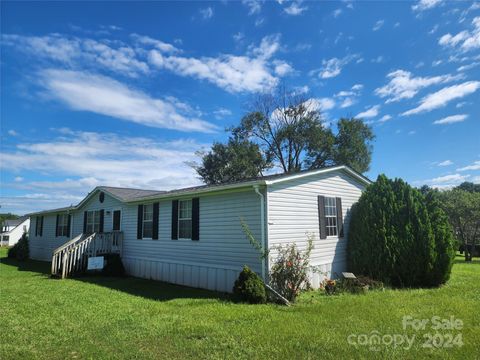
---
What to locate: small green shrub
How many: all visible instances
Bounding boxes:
[336,276,384,294]
[233,266,267,304]
[7,233,29,261]
[101,253,125,276]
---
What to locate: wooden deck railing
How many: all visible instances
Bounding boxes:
[51,232,123,279]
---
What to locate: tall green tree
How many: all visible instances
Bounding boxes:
[231,90,331,173]
[195,138,269,185]
[333,118,375,173]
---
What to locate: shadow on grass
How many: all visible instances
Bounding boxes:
[1,255,233,303]
[73,275,233,303]
[0,256,51,276]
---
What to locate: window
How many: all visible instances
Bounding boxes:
[143,204,153,238]
[57,214,69,237]
[86,210,101,234]
[324,197,338,237]
[35,216,43,237]
[178,200,192,239]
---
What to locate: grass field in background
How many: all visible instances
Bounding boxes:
[1,248,479,359]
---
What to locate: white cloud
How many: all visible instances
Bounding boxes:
[284,2,307,16]
[340,97,355,108]
[356,105,380,119]
[335,84,363,108]
[199,7,214,19]
[2,33,150,77]
[38,69,218,133]
[242,0,262,15]
[273,61,293,76]
[402,81,480,116]
[412,0,442,12]
[332,9,342,18]
[457,160,480,171]
[14,176,24,182]
[430,173,469,183]
[307,98,335,112]
[373,20,385,31]
[213,108,233,119]
[313,54,359,79]
[371,55,385,63]
[148,34,286,93]
[433,114,468,125]
[0,129,206,213]
[438,16,480,52]
[438,160,453,166]
[130,34,180,54]
[7,130,18,136]
[378,114,392,123]
[375,70,462,103]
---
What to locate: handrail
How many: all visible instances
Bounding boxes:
[51,232,123,278]
[53,233,84,254]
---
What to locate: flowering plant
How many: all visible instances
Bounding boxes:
[269,234,314,302]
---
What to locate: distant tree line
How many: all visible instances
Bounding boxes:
[421,182,480,261]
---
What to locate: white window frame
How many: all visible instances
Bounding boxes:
[86,210,101,234]
[142,204,153,239]
[324,197,338,237]
[178,199,192,240]
[57,214,69,237]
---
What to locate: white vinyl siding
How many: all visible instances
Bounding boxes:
[121,188,262,292]
[267,170,365,287]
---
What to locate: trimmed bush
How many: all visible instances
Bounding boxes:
[347,174,455,288]
[8,233,29,261]
[233,266,267,304]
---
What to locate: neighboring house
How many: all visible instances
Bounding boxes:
[27,165,370,292]
[1,217,30,246]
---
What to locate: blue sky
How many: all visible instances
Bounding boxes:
[1,0,479,214]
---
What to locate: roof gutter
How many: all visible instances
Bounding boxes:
[253,184,266,281]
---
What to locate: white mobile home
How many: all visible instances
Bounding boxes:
[1,217,30,247]
[28,165,370,292]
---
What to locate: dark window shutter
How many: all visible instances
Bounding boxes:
[35,217,39,236]
[67,214,71,238]
[137,205,144,239]
[318,195,326,239]
[55,214,59,237]
[40,216,43,236]
[336,197,344,238]
[152,202,159,240]
[83,211,87,233]
[192,198,200,241]
[99,210,104,233]
[171,200,178,240]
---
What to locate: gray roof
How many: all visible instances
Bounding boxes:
[26,165,371,216]
[98,186,165,202]
[2,216,28,228]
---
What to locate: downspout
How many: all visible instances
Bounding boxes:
[253,185,266,281]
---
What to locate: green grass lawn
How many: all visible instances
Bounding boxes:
[1,249,479,359]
